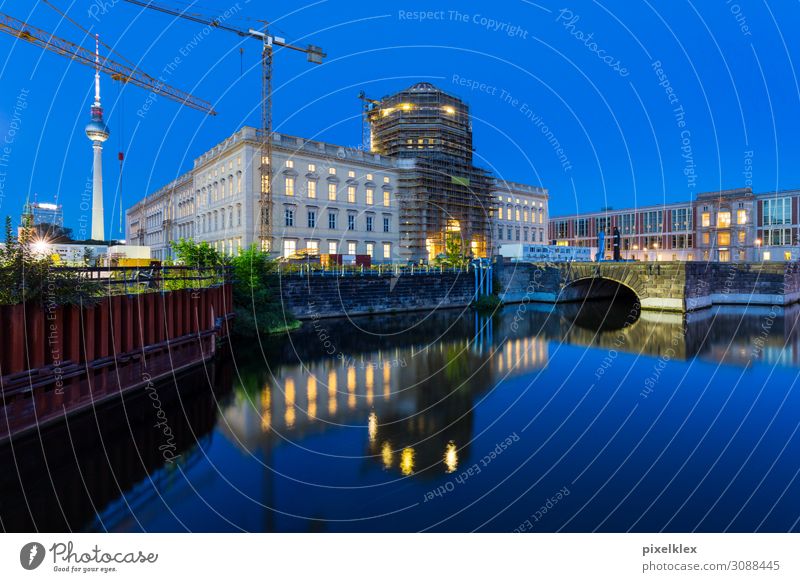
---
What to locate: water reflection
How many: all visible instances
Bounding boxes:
[3,299,800,532]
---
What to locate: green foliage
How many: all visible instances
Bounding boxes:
[0,216,102,306]
[230,244,299,337]
[171,238,226,268]
[472,293,502,313]
[432,233,470,268]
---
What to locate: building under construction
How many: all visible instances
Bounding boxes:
[365,82,494,261]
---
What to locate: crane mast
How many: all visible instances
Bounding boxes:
[122,0,325,253]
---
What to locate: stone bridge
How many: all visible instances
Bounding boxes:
[496,260,800,312]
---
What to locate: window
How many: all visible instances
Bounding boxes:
[307,180,317,199]
[285,160,294,168]
[515,228,520,241]
[498,227,503,240]
[307,211,316,228]
[328,184,337,201]
[366,173,373,181]
[383,217,390,232]
[306,240,319,253]
[308,163,316,172]
[507,228,512,240]
[575,218,588,238]
[702,232,710,245]
[285,177,295,196]
[763,251,771,261]
[738,231,746,243]
[737,209,747,224]
[348,214,355,231]
[282,239,296,258]
[383,176,390,184]
[284,208,294,227]
[347,186,356,203]
[383,243,391,259]
[366,188,374,205]
[237,172,242,193]
[670,208,692,231]
[515,208,521,221]
[717,211,731,228]
[764,228,792,246]
[366,216,374,231]
[348,242,357,255]
[366,242,374,256]
[383,191,390,206]
[642,211,663,233]
[497,207,503,220]
[786,251,792,261]
[538,209,544,224]
[328,212,337,230]
[328,167,336,175]
[718,231,730,246]
[523,209,529,222]
[763,198,791,226]
[701,212,710,227]
[595,216,611,234]
[347,170,355,178]
[328,241,337,255]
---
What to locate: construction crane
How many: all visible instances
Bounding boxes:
[122,0,325,252]
[358,91,380,153]
[0,11,216,115]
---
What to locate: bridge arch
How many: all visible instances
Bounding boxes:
[558,276,642,308]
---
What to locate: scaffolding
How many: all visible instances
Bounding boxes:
[365,83,493,261]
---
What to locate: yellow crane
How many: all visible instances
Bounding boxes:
[122,0,325,252]
[0,11,216,115]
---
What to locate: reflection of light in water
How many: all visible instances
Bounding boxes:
[366,366,374,405]
[328,370,337,416]
[348,367,356,410]
[400,447,415,475]
[383,362,391,400]
[307,376,317,419]
[285,377,296,428]
[444,441,458,473]
[368,411,378,443]
[381,441,393,469]
[260,385,271,431]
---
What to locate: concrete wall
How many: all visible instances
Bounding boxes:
[279,272,475,319]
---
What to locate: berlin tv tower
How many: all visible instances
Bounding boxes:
[85,34,109,241]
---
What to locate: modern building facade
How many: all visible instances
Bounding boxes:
[548,187,800,262]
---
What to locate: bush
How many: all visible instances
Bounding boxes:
[472,293,502,313]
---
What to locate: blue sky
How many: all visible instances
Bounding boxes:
[0,0,798,237]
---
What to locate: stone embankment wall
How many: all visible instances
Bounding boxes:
[279,272,475,319]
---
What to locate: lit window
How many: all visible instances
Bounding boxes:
[763,251,771,261]
[366,188,374,205]
[738,231,746,243]
[348,170,355,178]
[328,241,337,255]
[328,212,337,230]
[383,176,390,184]
[286,160,294,168]
[717,211,731,228]
[383,242,391,259]
[285,177,295,196]
[307,240,319,253]
[701,212,711,227]
[348,186,356,203]
[308,163,316,172]
[366,173,373,181]
[282,239,296,258]
[348,242,356,255]
[328,184,337,201]
[737,209,747,224]
[702,232,710,244]
[328,167,336,175]
[366,242,374,256]
[785,251,792,261]
[718,231,730,246]
[383,191,390,206]
[515,208,521,221]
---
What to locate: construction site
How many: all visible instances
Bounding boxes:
[363,82,495,261]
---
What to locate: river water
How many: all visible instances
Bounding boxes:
[3,299,800,532]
